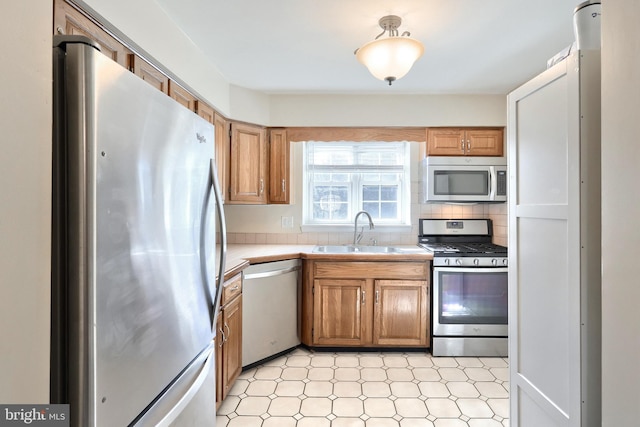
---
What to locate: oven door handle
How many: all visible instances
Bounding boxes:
[433,266,509,274]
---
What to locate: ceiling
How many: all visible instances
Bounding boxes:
[154,0,579,95]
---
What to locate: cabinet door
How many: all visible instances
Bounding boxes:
[427,128,466,156]
[214,114,230,202]
[54,0,129,67]
[373,280,429,346]
[168,81,196,112]
[312,279,371,346]
[268,128,290,204]
[222,295,243,397]
[229,123,268,204]
[466,129,504,156]
[128,54,169,94]
[215,313,224,409]
[195,100,215,124]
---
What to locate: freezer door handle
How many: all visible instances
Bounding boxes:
[134,344,214,427]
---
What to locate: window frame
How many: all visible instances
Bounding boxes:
[302,141,412,229]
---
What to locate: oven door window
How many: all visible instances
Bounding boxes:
[438,270,508,325]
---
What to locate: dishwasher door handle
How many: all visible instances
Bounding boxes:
[244,265,300,280]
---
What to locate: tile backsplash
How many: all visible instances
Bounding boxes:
[226,182,508,247]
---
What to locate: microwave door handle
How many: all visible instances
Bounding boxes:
[489,166,496,200]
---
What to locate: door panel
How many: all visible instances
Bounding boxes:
[507,50,602,427]
[313,279,368,346]
[373,280,428,346]
[68,45,216,425]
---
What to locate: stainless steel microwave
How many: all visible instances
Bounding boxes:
[422,156,507,203]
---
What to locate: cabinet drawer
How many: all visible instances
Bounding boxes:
[222,275,242,305]
[314,262,428,280]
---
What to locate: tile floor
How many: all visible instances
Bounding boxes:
[216,347,509,427]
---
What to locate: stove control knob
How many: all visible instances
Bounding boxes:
[473,258,480,266]
[455,259,462,266]
[444,258,450,266]
[503,259,508,266]
[491,259,498,266]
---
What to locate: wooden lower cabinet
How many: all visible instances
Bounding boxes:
[304,260,430,348]
[373,280,429,346]
[313,279,370,346]
[215,273,243,409]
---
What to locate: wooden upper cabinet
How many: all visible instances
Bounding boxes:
[269,128,290,204]
[54,0,129,67]
[427,128,504,156]
[465,129,504,156]
[213,113,230,203]
[195,100,215,124]
[228,123,268,204]
[168,81,197,112]
[128,54,169,94]
[195,106,230,205]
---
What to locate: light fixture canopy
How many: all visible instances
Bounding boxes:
[355,15,424,85]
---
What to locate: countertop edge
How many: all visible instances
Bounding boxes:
[224,244,433,274]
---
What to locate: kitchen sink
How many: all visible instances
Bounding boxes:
[312,245,403,254]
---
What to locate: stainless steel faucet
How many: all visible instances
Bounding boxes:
[353,211,375,245]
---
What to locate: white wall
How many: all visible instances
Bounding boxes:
[225,93,507,239]
[0,0,52,403]
[81,0,232,115]
[269,94,506,127]
[601,2,640,425]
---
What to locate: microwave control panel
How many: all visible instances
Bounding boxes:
[496,170,507,196]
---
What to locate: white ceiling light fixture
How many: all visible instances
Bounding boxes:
[355,15,424,86]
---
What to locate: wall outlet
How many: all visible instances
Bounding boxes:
[281,216,294,228]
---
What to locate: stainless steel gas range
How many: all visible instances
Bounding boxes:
[418,218,508,357]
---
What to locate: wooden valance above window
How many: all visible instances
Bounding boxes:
[286,127,426,143]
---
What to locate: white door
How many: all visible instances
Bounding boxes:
[507,50,601,427]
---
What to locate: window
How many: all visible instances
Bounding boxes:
[303,141,411,227]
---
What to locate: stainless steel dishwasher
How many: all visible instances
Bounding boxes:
[242,259,301,367]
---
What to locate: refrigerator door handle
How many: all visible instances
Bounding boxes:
[199,159,227,331]
[210,159,227,325]
[139,344,215,427]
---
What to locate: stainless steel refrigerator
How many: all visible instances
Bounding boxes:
[51,36,227,426]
